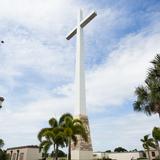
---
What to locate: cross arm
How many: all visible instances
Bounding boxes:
[66,27,77,40]
[66,11,97,40]
[80,11,97,28]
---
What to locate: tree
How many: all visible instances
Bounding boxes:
[141,134,156,160]
[0,150,10,160]
[51,149,66,158]
[114,147,127,152]
[38,117,65,160]
[0,139,10,160]
[59,113,88,160]
[0,139,4,149]
[133,54,160,117]
[105,150,111,153]
[152,127,160,158]
[130,149,138,152]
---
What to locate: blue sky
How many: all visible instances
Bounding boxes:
[0,0,160,151]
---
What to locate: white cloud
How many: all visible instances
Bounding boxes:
[91,113,159,151]
[86,22,160,112]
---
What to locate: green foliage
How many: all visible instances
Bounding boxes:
[152,127,160,141]
[38,113,87,160]
[0,139,4,149]
[105,150,111,152]
[141,134,156,160]
[38,117,66,160]
[141,135,156,149]
[0,150,10,160]
[152,127,160,159]
[114,147,127,152]
[59,113,88,160]
[51,149,66,157]
[133,54,160,117]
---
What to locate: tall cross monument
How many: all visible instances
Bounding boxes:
[66,10,97,160]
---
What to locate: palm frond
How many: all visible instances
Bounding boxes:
[49,118,58,128]
[37,128,50,142]
[59,113,73,125]
[39,140,51,152]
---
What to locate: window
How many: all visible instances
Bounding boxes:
[12,153,16,160]
[19,153,24,160]
[152,151,155,157]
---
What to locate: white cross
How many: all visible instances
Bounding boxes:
[66,10,97,116]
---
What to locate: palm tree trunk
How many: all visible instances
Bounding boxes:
[53,144,56,160]
[55,145,58,160]
[67,138,71,160]
[147,149,151,160]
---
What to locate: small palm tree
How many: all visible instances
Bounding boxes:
[141,135,156,160]
[38,117,65,160]
[133,54,160,117]
[59,113,88,160]
[152,127,160,158]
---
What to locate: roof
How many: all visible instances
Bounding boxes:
[7,145,39,150]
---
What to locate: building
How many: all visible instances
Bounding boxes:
[93,151,143,160]
[7,145,42,160]
[145,148,159,160]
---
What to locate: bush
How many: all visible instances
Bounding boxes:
[0,149,10,160]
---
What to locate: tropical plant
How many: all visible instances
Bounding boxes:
[152,127,160,158]
[133,54,160,117]
[0,150,10,160]
[114,147,127,152]
[51,149,66,158]
[0,140,10,160]
[59,113,88,160]
[0,139,4,149]
[141,135,156,160]
[38,117,66,160]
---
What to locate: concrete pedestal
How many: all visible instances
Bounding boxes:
[71,115,93,160]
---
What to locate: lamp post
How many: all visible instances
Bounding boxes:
[0,40,5,108]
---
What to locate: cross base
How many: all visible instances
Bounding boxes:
[71,115,93,160]
[71,150,93,160]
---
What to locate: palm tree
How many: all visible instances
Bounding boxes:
[38,117,65,160]
[59,113,88,160]
[152,127,160,158]
[133,54,160,117]
[141,135,156,160]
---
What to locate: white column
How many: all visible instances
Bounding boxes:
[75,9,86,116]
